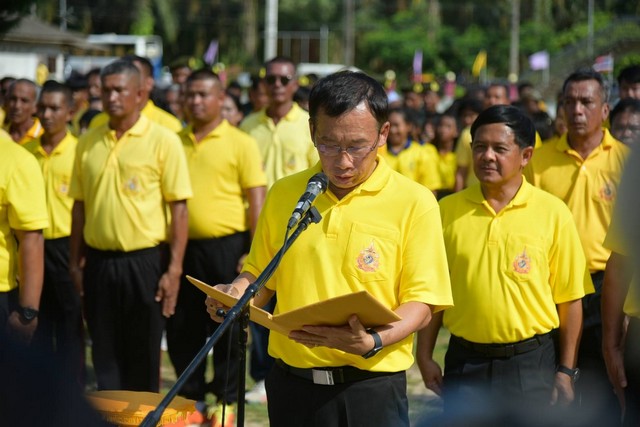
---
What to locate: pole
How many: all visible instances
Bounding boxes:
[264,0,278,61]
[344,0,355,66]
[509,0,520,82]
[587,0,594,59]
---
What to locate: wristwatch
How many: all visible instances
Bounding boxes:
[17,306,39,323]
[557,365,580,383]
[362,329,383,359]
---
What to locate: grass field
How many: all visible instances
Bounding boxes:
[85,329,451,426]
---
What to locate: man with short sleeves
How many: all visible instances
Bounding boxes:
[0,136,48,343]
[69,60,192,392]
[167,69,266,425]
[525,68,629,423]
[207,71,452,426]
[24,81,84,374]
[3,79,43,144]
[418,106,591,422]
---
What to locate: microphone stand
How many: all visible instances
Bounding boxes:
[140,207,323,427]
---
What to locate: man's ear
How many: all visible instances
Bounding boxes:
[521,146,534,168]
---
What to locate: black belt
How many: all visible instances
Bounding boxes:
[275,359,398,385]
[452,332,551,358]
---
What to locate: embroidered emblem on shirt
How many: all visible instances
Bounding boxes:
[513,249,531,274]
[58,181,69,195]
[286,155,297,171]
[356,241,380,272]
[123,176,140,195]
[599,181,615,202]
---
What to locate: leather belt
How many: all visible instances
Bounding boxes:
[452,332,551,358]
[275,359,397,385]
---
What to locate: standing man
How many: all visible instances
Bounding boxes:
[418,105,591,421]
[240,56,318,402]
[0,136,48,344]
[207,71,453,426]
[609,98,640,146]
[3,79,43,144]
[240,56,318,188]
[525,68,629,424]
[24,81,84,375]
[69,60,192,392]
[167,69,266,426]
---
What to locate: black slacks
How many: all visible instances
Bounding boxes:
[166,232,247,402]
[83,245,166,392]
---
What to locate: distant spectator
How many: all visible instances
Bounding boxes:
[222,91,244,126]
[293,86,310,112]
[3,78,42,144]
[610,98,640,145]
[617,64,640,100]
[169,59,192,85]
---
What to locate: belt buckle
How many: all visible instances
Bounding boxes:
[312,369,334,385]
[504,344,515,357]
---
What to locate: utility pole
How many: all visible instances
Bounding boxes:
[587,0,594,59]
[344,0,355,66]
[264,0,278,61]
[59,0,67,30]
[509,0,520,81]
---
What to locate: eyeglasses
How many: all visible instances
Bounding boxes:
[265,75,294,86]
[314,136,380,160]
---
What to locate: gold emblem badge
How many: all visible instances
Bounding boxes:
[123,176,140,195]
[599,181,615,202]
[356,241,380,272]
[513,248,531,274]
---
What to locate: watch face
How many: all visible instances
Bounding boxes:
[19,307,38,321]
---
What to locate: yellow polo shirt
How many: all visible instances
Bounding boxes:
[455,127,479,188]
[437,150,457,191]
[524,129,629,272]
[89,100,183,132]
[240,103,318,188]
[440,179,592,343]
[23,133,77,239]
[0,137,49,292]
[243,156,453,372]
[70,116,192,251]
[179,120,267,239]
[3,118,44,145]
[379,141,441,190]
[603,209,639,318]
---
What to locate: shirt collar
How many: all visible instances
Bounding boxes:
[464,175,534,208]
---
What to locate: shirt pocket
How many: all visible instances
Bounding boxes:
[342,223,400,284]
[504,233,547,284]
[54,173,71,197]
[119,164,155,199]
[591,169,618,206]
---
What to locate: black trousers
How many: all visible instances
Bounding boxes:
[0,288,19,329]
[442,333,558,422]
[166,232,247,403]
[32,237,84,384]
[83,245,166,392]
[266,362,409,427]
[623,317,640,427]
[575,271,622,426]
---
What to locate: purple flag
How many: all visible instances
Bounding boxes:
[204,40,219,65]
[529,51,549,71]
[413,50,423,82]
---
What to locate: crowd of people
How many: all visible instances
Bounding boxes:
[0,55,639,427]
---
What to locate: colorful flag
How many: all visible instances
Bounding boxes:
[529,51,549,71]
[203,40,219,65]
[413,50,423,83]
[472,50,487,77]
[593,54,614,73]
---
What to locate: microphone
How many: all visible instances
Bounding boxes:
[287,172,329,229]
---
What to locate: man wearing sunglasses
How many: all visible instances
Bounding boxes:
[240,56,318,189]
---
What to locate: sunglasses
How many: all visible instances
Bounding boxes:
[265,75,294,86]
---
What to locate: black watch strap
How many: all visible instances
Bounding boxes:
[557,365,580,382]
[362,329,383,359]
[17,306,39,322]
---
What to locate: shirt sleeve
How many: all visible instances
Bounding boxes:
[160,132,193,202]
[7,153,49,231]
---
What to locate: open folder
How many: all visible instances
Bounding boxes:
[187,275,402,336]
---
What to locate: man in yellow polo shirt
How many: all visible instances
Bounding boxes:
[379,107,441,191]
[602,146,640,427]
[525,68,629,423]
[0,136,48,343]
[89,55,183,132]
[240,56,318,188]
[24,81,83,374]
[167,69,267,426]
[207,71,452,426]
[3,79,43,144]
[418,105,591,422]
[69,60,192,393]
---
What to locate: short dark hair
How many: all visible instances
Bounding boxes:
[121,54,153,78]
[100,59,140,83]
[471,104,536,149]
[265,56,296,73]
[309,71,388,129]
[40,80,73,107]
[610,98,640,125]
[617,65,640,86]
[86,68,101,80]
[185,68,221,86]
[562,67,609,103]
